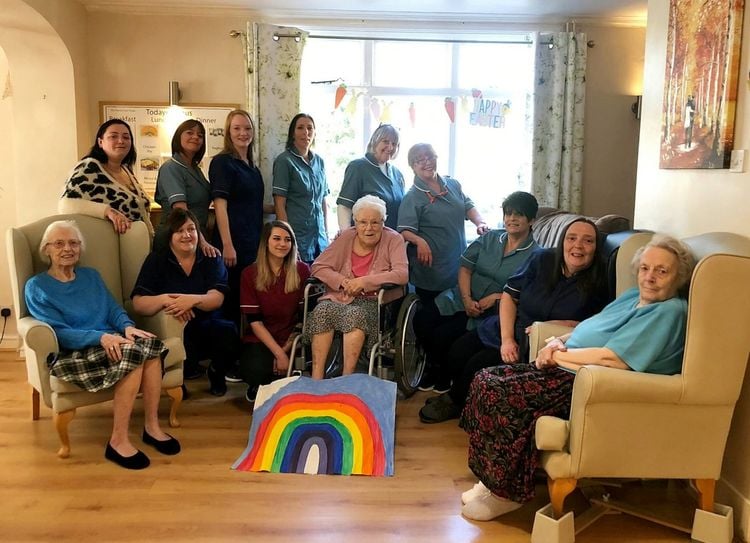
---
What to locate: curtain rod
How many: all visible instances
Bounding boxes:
[305,34,594,47]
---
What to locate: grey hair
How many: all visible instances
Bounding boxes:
[39,220,86,264]
[407,143,436,168]
[352,195,387,223]
[631,234,694,290]
[366,124,400,159]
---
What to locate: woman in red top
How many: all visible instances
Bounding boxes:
[240,221,310,401]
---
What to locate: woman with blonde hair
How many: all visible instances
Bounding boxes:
[239,220,310,401]
[209,109,272,327]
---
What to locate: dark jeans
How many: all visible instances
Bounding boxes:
[239,342,278,389]
[413,299,470,386]
[184,317,239,380]
[447,330,502,406]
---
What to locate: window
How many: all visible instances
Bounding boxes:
[300,37,534,231]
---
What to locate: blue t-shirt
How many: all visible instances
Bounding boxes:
[131,249,229,323]
[25,267,134,350]
[397,174,474,292]
[155,154,212,235]
[272,149,329,262]
[566,287,688,375]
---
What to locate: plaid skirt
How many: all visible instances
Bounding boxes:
[305,298,379,354]
[49,337,167,393]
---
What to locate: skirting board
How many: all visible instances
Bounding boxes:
[717,477,750,542]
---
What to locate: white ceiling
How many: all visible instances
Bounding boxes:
[78,0,648,27]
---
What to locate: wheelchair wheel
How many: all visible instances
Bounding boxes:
[394,293,426,397]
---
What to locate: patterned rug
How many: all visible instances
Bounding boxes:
[232,374,397,476]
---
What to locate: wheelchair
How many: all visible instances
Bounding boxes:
[287,278,426,397]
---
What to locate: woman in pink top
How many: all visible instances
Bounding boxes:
[308,195,408,379]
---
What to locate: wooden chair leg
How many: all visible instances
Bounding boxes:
[32,388,40,420]
[165,386,183,428]
[693,479,715,512]
[548,477,578,519]
[53,409,76,458]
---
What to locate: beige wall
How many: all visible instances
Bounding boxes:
[0,0,80,346]
[636,1,750,538]
[581,25,645,222]
[86,12,248,134]
[635,2,750,238]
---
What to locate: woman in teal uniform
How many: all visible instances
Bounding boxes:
[273,113,329,263]
[336,124,404,231]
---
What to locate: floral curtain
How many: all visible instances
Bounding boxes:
[250,23,308,201]
[531,32,587,212]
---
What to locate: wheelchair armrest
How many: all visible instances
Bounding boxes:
[379,283,401,291]
[306,277,324,285]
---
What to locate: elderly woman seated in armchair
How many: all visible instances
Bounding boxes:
[459,234,694,521]
[24,220,180,470]
[307,195,408,379]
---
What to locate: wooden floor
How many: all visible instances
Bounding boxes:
[0,356,700,542]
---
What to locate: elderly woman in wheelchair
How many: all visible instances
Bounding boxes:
[307,195,408,380]
[24,220,180,470]
[459,234,694,521]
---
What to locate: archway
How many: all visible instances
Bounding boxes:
[0,0,78,346]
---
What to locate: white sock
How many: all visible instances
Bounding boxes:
[461,492,523,521]
[461,481,489,505]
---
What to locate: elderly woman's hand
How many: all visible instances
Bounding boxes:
[534,337,567,369]
[105,207,132,234]
[100,332,135,361]
[341,277,368,297]
[500,338,520,364]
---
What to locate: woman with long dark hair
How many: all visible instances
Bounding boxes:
[239,220,310,401]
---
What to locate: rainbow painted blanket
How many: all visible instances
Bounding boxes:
[232,374,396,476]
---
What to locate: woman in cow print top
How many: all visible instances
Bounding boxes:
[59,119,153,237]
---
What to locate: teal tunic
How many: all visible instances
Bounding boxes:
[337,153,405,230]
[272,149,329,262]
[434,230,537,325]
[155,154,212,235]
[397,175,474,292]
[566,287,688,375]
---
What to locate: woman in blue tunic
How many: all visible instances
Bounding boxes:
[336,124,405,231]
[209,109,269,324]
[397,143,489,304]
[154,119,218,256]
[419,218,609,423]
[273,113,329,263]
[459,235,694,521]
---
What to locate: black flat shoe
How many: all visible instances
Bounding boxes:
[142,429,181,455]
[207,365,227,396]
[105,442,150,470]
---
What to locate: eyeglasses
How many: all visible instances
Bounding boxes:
[355,220,384,229]
[413,154,437,165]
[48,240,82,249]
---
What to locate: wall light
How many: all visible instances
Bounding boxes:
[631,95,642,120]
[168,80,181,106]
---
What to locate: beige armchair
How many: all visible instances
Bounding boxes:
[531,232,750,519]
[7,215,185,458]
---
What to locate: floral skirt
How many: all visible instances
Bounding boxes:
[305,298,379,355]
[49,337,167,393]
[459,364,575,503]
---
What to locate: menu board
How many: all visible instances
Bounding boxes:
[99,102,238,200]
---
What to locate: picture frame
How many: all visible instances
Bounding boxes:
[659,0,744,169]
[99,102,238,197]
